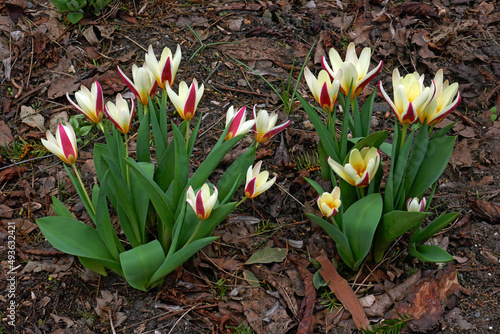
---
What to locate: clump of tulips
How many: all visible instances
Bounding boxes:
[37,45,289,291]
[301,42,460,270]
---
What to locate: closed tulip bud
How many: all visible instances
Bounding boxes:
[224,106,255,141]
[245,161,276,199]
[66,81,104,124]
[317,187,341,218]
[328,147,380,188]
[186,184,218,220]
[105,94,135,134]
[252,106,290,143]
[166,79,204,121]
[41,123,78,165]
[322,42,382,99]
[407,197,426,212]
[379,69,433,125]
[145,44,182,90]
[304,68,342,113]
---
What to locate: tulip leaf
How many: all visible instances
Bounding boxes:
[431,122,455,140]
[154,138,176,192]
[120,240,165,291]
[390,131,415,211]
[347,131,388,164]
[125,157,176,234]
[303,177,325,196]
[343,193,382,269]
[373,211,429,262]
[408,135,456,197]
[245,247,287,265]
[149,237,217,285]
[410,212,459,245]
[51,196,75,219]
[37,216,121,273]
[403,123,429,193]
[360,90,377,137]
[78,256,108,276]
[190,133,246,191]
[298,95,340,162]
[136,106,150,163]
[172,123,188,207]
[150,101,167,159]
[351,95,363,138]
[409,244,454,263]
[217,145,256,204]
[307,214,355,268]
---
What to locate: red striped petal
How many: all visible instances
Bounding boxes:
[59,124,76,163]
[196,189,206,219]
[245,177,256,198]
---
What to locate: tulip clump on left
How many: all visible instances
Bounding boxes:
[37,43,287,291]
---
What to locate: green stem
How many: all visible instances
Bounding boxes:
[358,186,365,199]
[71,163,95,216]
[184,220,202,246]
[97,122,105,133]
[235,197,247,208]
[400,123,408,151]
[185,120,190,149]
[124,133,130,186]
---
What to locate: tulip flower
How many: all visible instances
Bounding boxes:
[317,187,342,218]
[322,42,383,98]
[66,81,104,123]
[105,94,135,134]
[41,123,78,165]
[252,106,290,143]
[144,44,182,90]
[304,68,342,113]
[166,79,204,121]
[328,147,380,188]
[118,64,158,106]
[379,69,434,125]
[245,161,276,199]
[186,184,218,220]
[407,197,426,212]
[224,106,255,141]
[419,69,461,125]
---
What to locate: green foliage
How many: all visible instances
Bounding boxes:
[490,106,497,121]
[362,313,412,334]
[51,0,112,23]
[319,289,341,312]
[226,323,256,334]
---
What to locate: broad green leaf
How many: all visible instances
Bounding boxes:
[409,244,454,263]
[313,271,327,289]
[431,122,455,140]
[298,95,339,162]
[243,270,260,287]
[37,216,120,273]
[217,145,256,204]
[410,212,459,245]
[120,240,165,291]
[307,214,355,268]
[67,10,83,24]
[129,162,154,243]
[403,123,429,193]
[360,90,377,137]
[79,256,107,276]
[408,136,456,197]
[338,178,357,213]
[187,115,203,158]
[51,0,69,11]
[343,193,382,269]
[373,211,429,262]
[304,177,324,196]
[149,237,217,284]
[154,139,176,191]
[245,247,287,265]
[389,131,415,211]
[150,101,167,159]
[172,123,188,207]
[51,196,74,219]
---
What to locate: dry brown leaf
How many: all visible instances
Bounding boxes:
[390,2,439,19]
[470,199,500,224]
[450,138,473,168]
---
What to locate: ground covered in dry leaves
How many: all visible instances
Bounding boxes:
[0,0,499,333]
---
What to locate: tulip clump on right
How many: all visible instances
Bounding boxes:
[300,42,461,269]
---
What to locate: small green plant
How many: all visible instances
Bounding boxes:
[1,137,47,161]
[362,313,412,334]
[186,24,235,61]
[51,0,112,24]
[294,151,320,171]
[213,277,229,299]
[319,289,341,312]
[227,323,256,334]
[490,106,497,122]
[68,114,95,145]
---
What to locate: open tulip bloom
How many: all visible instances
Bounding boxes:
[166,79,204,121]
[317,187,342,218]
[144,44,181,90]
[419,69,461,125]
[225,106,255,141]
[186,184,218,220]
[322,42,382,98]
[304,68,342,113]
[118,64,158,106]
[245,161,276,198]
[252,106,290,143]
[379,69,434,125]
[328,147,380,188]
[42,123,78,165]
[105,93,135,134]
[66,81,104,124]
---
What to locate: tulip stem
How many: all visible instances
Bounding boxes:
[184,220,202,246]
[71,163,95,216]
[400,123,408,151]
[124,133,130,186]
[236,197,247,208]
[358,187,365,199]
[97,122,105,133]
[185,120,190,149]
